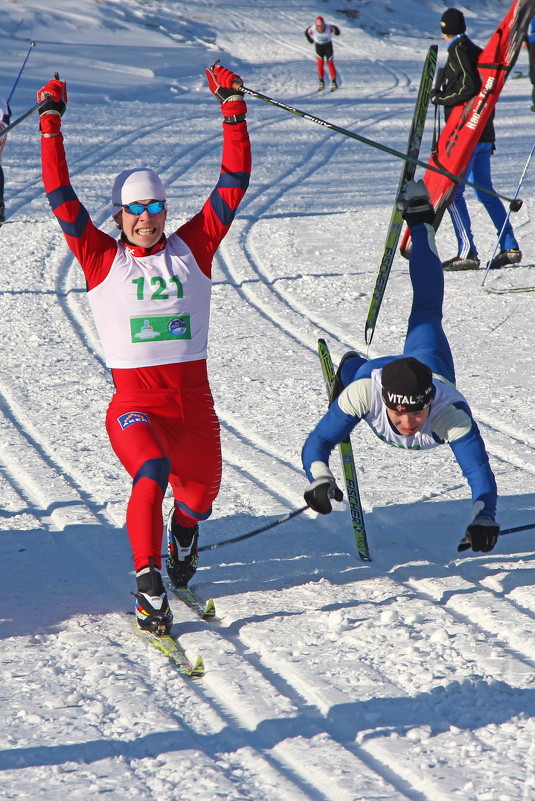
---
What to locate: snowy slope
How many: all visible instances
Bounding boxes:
[1,0,535,799]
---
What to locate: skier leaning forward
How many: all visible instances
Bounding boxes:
[302,181,500,555]
[38,64,251,634]
[305,15,340,91]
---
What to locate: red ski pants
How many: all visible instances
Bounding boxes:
[106,385,221,572]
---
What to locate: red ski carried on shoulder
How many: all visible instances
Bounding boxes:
[400,0,535,257]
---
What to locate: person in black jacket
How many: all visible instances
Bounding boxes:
[433,8,521,271]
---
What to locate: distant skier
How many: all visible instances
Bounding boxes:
[305,15,340,91]
[0,94,11,224]
[432,7,522,271]
[302,181,500,556]
[37,64,251,634]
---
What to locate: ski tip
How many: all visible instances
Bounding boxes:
[203,599,216,618]
[191,654,205,678]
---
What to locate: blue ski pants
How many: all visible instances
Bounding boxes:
[340,224,455,387]
[447,141,518,257]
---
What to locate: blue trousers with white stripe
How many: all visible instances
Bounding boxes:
[447,142,518,258]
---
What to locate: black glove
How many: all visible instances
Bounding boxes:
[304,477,343,515]
[458,515,500,553]
[36,79,67,135]
[37,79,67,117]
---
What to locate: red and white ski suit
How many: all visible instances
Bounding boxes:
[41,121,251,571]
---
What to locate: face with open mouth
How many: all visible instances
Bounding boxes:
[114,199,167,248]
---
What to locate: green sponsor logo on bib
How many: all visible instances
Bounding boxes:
[130,314,191,343]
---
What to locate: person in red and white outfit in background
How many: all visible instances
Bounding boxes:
[37,63,251,635]
[305,15,341,91]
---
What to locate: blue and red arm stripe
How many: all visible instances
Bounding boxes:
[46,187,90,239]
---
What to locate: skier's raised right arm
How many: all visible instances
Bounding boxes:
[38,79,117,288]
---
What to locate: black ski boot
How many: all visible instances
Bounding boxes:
[134,558,173,635]
[487,249,522,269]
[330,351,363,404]
[166,509,199,587]
[442,252,480,271]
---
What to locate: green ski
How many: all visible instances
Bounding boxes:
[132,619,205,678]
[163,578,216,621]
[317,339,371,562]
[365,45,437,345]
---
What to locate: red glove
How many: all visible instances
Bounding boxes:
[205,62,247,121]
[37,79,67,135]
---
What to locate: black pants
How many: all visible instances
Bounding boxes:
[315,42,334,61]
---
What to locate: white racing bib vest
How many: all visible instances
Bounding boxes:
[87,233,211,368]
[309,26,334,45]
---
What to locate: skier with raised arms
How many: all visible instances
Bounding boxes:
[37,64,251,634]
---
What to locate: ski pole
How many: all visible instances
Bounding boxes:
[236,82,522,210]
[500,522,535,536]
[460,520,535,550]
[481,137,535,285]
[198,505,308,552]
[0,100,48,140]
[7,41,36,105]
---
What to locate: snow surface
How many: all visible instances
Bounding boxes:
[1,0,535,798]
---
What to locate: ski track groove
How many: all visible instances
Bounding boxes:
[148,597,421,801]
[379,531,535,673]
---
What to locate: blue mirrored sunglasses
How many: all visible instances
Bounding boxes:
[122,200,166,215]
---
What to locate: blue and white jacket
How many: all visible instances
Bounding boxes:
[302,360,497,519]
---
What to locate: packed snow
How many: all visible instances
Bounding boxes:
[1,0,534,799]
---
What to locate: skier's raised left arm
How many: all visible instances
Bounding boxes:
[177,63,251,276]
